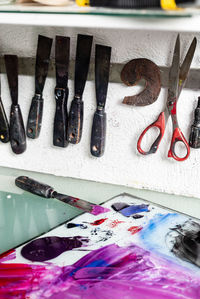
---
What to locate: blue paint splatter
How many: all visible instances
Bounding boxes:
[119,204,149,217]
[137,212,194,270]
[85,259,109,268]
[69,259,109,277]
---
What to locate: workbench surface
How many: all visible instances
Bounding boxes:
[0,165,199,254]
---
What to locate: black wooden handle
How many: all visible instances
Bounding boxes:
[189,98,200,149]
[53,88,68,148]
[10,104,26,154]
[27,94,43,139]
[67,97,83,144]
[90,109,106,157]
[0,97,9,143]
[15,176,54,198]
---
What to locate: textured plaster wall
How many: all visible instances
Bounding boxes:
[0,24,199,198]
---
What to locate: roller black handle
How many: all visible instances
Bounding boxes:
[10,104,26,154]
[67,96,83,144]
[27,94,43,139]
[189,97,200,148]
[53,88,68,147]
[15,176,54,198]
[89,0,192,8]
[0,97,9,143]
[90,109,106,157]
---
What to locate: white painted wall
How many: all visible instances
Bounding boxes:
[0,24,199,198]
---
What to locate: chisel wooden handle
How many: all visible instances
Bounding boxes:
[67,97,83,144]
[53,88,68,147]
[91,109,106,157]
[10,104,26,154]
[27,94,43,139]
[15,176,54,198]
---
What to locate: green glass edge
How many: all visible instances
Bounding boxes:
[0,9,192,18]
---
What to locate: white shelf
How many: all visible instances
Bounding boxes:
[0,12,199,31]
[0,4,200,31]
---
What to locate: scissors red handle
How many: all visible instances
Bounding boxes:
[137,112,165,155]
[168,127,190,161]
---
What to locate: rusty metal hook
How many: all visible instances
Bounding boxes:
[121,58,161,106]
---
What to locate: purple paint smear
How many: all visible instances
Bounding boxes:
[1,243,200,299]
[91,205,110,216]
[21,236,89,262]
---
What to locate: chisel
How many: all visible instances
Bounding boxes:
[27,35,53,139]
[91,44,111,157]
[15,176,110,215]
[5,55,26,154]
[67,34,93,144]
[0,70,9,143]
[53,36,70,148]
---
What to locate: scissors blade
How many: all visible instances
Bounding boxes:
[178,37,197,96]
[168,35,180,105]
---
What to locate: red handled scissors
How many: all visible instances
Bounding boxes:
[137,35,197,162]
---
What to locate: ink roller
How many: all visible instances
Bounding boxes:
[76,0,195,9]
[15,176,110,215]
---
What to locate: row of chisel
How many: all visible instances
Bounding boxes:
[0,34,112,157]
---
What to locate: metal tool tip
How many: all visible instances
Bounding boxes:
[176,34,180,43]
[198,97,200,107]
[193,37,197,45]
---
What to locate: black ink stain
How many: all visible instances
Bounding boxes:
[170,220,200,267]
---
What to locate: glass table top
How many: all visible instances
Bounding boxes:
[0,165,200,255]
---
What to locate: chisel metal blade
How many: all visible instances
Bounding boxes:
[67,34,93,144]
[55,35,70,88]
[4,55,18,105]
[95,44,111,109]
[35,35,53,95]
[0,97,9,143]
[53,35,70,148]
[74,34,93,96]
[178,37,197,96]
[0,71,9,143]
[27,35,53,139]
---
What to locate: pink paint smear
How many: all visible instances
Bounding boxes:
[1,243,200,299]
[91,205,110,216]
[0,249,16,263]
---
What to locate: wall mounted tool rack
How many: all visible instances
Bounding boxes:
[0,57,199,90]
[0,7,199,199]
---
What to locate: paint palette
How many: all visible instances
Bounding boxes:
[1,193,200,299]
